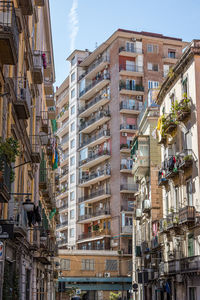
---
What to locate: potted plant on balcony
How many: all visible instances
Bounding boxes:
[176,94,191,121]
[0,137,19,183]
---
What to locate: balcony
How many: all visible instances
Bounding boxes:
[142,199,150,213]
[44,77,54,96]
[78,229,111,242]
[176,98,191,122]
[79,130,110,150]
[45,94,55,107]
[30,135,41,163]
[78,188,111,205]
[166,213,179,230]
[59,203,68,213]
[35,0,45,6]
[0,1,19,65]
[179,206,195,224]
[78,209,111,224]
[120,183,138,193]
[120,124,137,133]
[119,82,144,96]
[13,77,31,119]
[79,111,111,134]
[79,94,110,118]
[121,225,132,235]
[119,46,143,58]
[132,156,149,177]
[120,143,132,153]
[163,113,177,134]
[56,220,68,231]
[79,56,110,81]
[79,73,110,100]
[13,202,27,238]
[40,111,49,134]
[180,256,200,273]
[0,155,11,203]
[17,0,33,15]
[119,63,143,77]
[79,168,111,187]
[48,107,56,120]
[159,218,168,234]
[32,50,43,84]
[79,150,111,170]
[120,162,133,173]
[58,237,68,247]
[158,169,168,186]
[178,149,194,170]
[120,102,141,115]
[163,54,179,64]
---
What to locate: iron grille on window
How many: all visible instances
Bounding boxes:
[105,259,118,271]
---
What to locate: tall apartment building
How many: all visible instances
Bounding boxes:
[0,1,57,299]
[155,40,200,300]
[55,29,186,299]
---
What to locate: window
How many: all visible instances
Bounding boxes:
[147,44,158,53]
[70,156,75,166]
[174,186,179,212]
[70,228,75,237]
[105,260,118,271]
[71,56,76,66]
[70,209,75,219]
[188,234,194,257]
[182,77,188,95]
[186,178,193,206]
[70,191,75,201]
[126,42,135,52]
[70,139,75,149]
[126,79,135,91]
[70,173,75,184]
[71,72,75,82]
[147,62,158,71]
[81,259,94,271]
[168,51,176,59]
[148,81,159,89]
[80,148,88,161]
[79,203,85,216]
[71,122,75,132]
[71,105,75,115]
[61,259,70,270]
[71,88,75,99]
[189,287,197,300]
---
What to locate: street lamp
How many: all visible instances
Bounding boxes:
[22,198,34,212]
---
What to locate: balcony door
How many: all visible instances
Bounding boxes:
[126,60,135,72]
[186,178,193,206]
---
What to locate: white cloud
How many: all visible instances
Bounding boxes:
[69,0,79,53]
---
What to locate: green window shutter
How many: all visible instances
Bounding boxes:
[188,234,194,257]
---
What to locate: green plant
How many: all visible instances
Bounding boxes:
[0,137,20,164]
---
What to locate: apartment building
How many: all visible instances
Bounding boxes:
[55,29,186,299]
[154,40,200,300]
[0,1,57,299]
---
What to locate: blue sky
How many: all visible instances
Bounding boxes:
[49,0,200,87]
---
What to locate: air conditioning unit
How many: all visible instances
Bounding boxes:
[104,272,110,278]
[122,132,127,136]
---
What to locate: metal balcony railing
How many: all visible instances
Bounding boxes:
[79,111,110,132]
[57,121,69,136]
[119,81,144,92]
[79,73,110,98]
[0,1,19,64]
[0,155,11,202]
[32,50,43,69]
[13,77,31,119]
[79,150,110,167]
[119,64,143,73]
[179,206,195,224]
[79,93,110,115]
[13,201,27,236]
[120,161,133,171]
[59,203,68,211]
[79,130,110,149]
[78,229,111,240]
[56,220,68,229]
[78,209,110,222]
[120,184,138,192]
[79,56,110,81]
[120,124,137,130]
[120,102,141,111]
[119,46,143,54]
[121,225,132,234]
[78,188,110,203]
[58,237,68,246]
[79,168,111,184]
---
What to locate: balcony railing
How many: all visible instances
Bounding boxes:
[79,93,110,115]
[56,220,68,229]
[0,1,19,65]
[58,237,68,246]
[179,206,195,224]
[17,0,33,15]
[78,188,110,203]
[13,201,27,237]
[30,135,41,163]
[59,204,68,212]
[78,209,110,222]
[120,124,137,131]
[57,120,69,136]
[79,56,110,80]
[120,162,133,171]
[79,130,110,149]
[120,102,141,112]
[166,212,179,229]
[119,47,143,54]
[79,150,110,167]
[32,50,44,84]
[121,225,132,234]
[120,184,138,192]
[119,64,143,73]
[0,155,11,202]
[13,77,31,119]
[79,111,110,132]
[78,229,111,240]
[79,168,111,184]
[79,73,110,98]
[119,82,144,92]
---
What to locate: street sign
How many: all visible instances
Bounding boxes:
[76,289,81,295]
